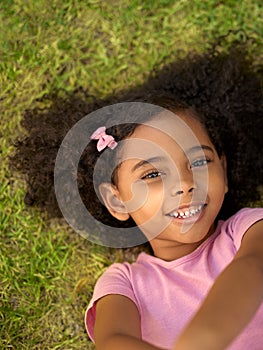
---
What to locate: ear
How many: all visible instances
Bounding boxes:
[220,155,228,194]
[99,183,130,221]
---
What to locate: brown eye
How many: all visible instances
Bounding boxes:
[190,158,211,168]
[141,171,162,180]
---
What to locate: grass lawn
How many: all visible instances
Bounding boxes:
[1,1,262,349]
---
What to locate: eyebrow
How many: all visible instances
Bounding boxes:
[131,145,214,172]
[187,145,214,154]
[131,145,214,173]
[131,156,165,173]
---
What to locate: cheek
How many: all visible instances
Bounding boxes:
[119,180,155,214]
[133,184,165,218]
[209,170,228,197]
[124,182,163,220]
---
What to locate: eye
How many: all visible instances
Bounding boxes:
[190,158,211,168]
[141,170,163,180]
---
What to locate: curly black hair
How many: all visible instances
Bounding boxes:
[10,35,263,234]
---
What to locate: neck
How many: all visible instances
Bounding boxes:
[150,228,215,261]
[151,241,202,261]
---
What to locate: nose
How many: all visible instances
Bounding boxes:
[170,169,195,197]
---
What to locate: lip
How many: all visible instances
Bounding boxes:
[166,203,207,224]
[166,203,207,215]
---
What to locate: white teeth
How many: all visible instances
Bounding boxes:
[169,205,204,219]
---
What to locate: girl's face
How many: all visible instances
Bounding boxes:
[101,112,228,260]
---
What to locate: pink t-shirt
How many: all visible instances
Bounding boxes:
[86,208,263,349]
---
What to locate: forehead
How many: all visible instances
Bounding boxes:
[118,111,212,161]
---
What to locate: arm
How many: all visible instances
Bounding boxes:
[94,294,165,350]
[173,219,263,350]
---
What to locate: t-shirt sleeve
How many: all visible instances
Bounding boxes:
[85,262,138,343]
[223,207,263,251]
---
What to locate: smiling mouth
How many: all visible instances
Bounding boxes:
[167,204,207,219]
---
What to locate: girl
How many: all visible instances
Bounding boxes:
[11,36,263,349]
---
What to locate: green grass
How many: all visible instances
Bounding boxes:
[1,0,262,349]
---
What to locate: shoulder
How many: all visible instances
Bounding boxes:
[85,252,152,342]
[88,252,153,306]
[223,207,263,229]
[88,252,159,308]
[219,207,263,250]
[96,252,152,281]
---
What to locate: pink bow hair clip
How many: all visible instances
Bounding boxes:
[91,126,118,152]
